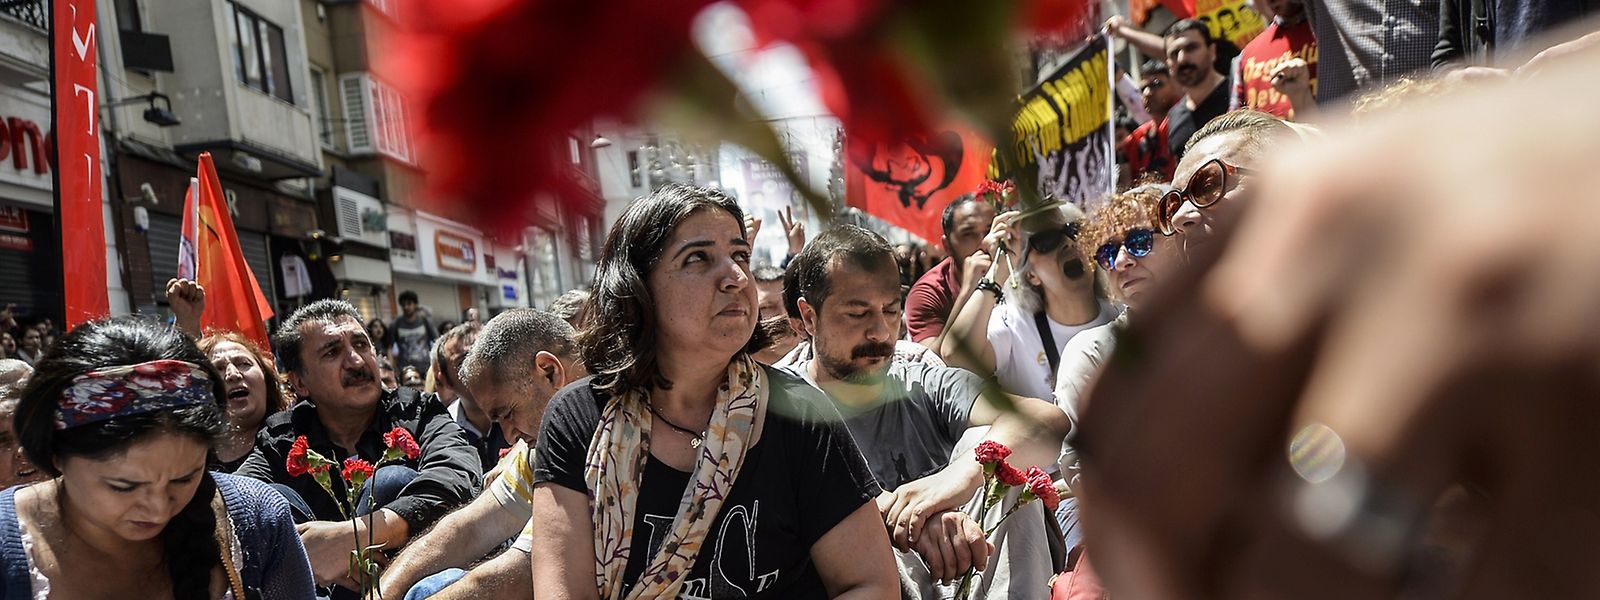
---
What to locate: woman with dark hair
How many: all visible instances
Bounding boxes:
[365,318,393,365]
[0,317,314,598]
[198,332,294,473]
[530,184,896,598]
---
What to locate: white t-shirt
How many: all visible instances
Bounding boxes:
[985,299,1117,400]
[1051,313,1128,475]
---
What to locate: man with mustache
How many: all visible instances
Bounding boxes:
[1163,19,1233,159]
[238,300,482,596]
[788,225,1073,598]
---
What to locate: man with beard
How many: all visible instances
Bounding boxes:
[788,225,1072,598]
[238,300,482,595]
[1164,19,1234,159]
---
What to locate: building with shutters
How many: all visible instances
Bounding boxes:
[101,0,327,322]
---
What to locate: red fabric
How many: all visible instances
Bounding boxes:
[845,125,992,246]
[54,0,108,327]
[191,153,275,349]
[905,257,960,343]
[1052,549,1109,600]
[1231,18,1318,119]
[1119,119,1175,182]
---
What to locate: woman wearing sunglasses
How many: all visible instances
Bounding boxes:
[1055,185,1184,416]
[940,203,1117,400]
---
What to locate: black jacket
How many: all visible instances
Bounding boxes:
[236,386,482,532]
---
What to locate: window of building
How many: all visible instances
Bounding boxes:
[628,150,641,188]
[229,3,293,103]
[310,67,335,147]
[114,0,142,31]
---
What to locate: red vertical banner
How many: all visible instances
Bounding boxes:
[53,0,109,327]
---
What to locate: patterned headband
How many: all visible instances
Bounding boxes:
[57,359,214,430]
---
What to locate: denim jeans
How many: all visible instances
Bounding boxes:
[403,568,467,600]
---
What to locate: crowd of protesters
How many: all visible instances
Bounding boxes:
[0,3,1595,598]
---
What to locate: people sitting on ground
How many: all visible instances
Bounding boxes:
[236,300,481,597]
[0,358,40,488]
[430,322,504,471]
[751,266,803,364]
[199,332,294,472]
[166,277,298,474]
[389,290,439,375]
[907,194,998,349]
[1,317,313,597]
[787,225,1073,598]
[380,308,585,600]
[773,250,946,370]
[941,202,1117,400]
[529,184,897,598]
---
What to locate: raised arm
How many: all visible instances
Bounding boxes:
[939,211,1019,372]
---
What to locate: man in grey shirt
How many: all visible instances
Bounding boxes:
[785,225,1072,599]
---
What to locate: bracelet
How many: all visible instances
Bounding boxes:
[975,278,1004,302]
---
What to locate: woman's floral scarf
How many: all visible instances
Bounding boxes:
[585,355,768,598]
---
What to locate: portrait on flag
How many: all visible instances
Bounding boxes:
[1193,0,1266,49]
[992,34,1115,208]
[845,126,993,246]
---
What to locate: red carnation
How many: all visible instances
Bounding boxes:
[973,440,1012,465]
[384,427,422,461]
[1025,466,1061,512]
[287,435,313,477]
[342,457,376,489]
[996,461,1027,487]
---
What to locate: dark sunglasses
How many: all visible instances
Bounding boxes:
[1026,221,1082,255]
[1157,159,1255,235]
[1094,229,1155,271]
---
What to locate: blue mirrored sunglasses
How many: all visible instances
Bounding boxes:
[1094,229,1155,271]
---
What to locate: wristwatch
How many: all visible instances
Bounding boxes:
[975,278,1004,302]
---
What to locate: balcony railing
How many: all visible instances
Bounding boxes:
[0,0,46,32]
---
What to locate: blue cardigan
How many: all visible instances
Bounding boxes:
[0,473,315,599]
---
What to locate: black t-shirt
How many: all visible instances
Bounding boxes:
[1167,78,1234,159]
[533,366,879,599]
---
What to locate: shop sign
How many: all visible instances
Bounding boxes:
[502,285,518,301]
[0,233,31,251]
[0,206,27,233]
[497,267,517,280]
[435,230,478,273]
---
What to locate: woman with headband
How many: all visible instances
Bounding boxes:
[0,317,313,598]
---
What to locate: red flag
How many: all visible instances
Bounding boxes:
[54,0,109,327]
[845,125,993,247]
[189,153,274,348]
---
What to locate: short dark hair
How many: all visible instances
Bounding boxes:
[274,299,364,376]
[576,184,775,396]
[752,266,785,284]
[460,308,576,388]
[792,225,898,311]
[1140,59,1169,76]
[432,321,481,388]
[398,290,419,304]
[940,193,981,238]
[1165,19,1214,47]
[14,317,226,598]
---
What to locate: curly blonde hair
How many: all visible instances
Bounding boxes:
[1078,185,1167,265]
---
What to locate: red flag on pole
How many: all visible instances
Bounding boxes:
[845,125,993,247]
[188,153,274,348]
[53,0,109,327]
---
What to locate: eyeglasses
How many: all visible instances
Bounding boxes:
[1094,229,1155,271]
[1157,159,1255,235]
[1026,221,1082,255]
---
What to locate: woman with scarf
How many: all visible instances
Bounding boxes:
[529,184,897,598]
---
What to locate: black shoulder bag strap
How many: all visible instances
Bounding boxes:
[1034,312,1060,384]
